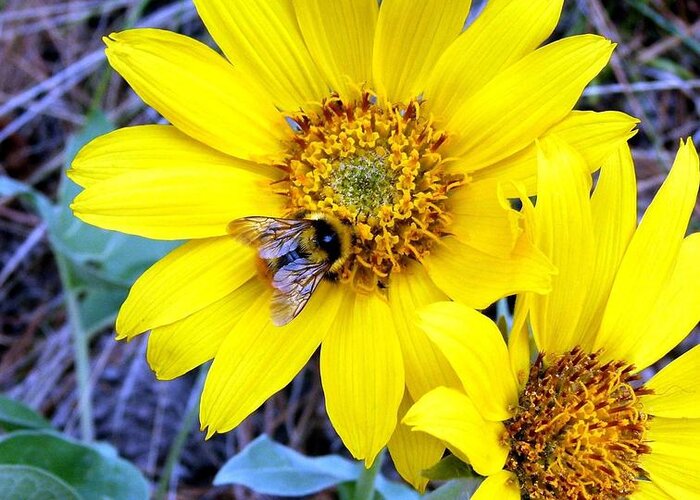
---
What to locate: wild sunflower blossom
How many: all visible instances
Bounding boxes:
[68,0,636,483]
[405,139,700,498]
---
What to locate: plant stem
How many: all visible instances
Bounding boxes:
[55,253,94,442]
[154,366,208,500]
[353,449,385,500]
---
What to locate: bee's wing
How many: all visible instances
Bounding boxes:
[269,258,330,326]
[228,216,310,259]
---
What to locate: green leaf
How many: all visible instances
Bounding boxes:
[0,176,53,221]
[422,455,476,481]
[375,475,420,500]
[0,396,51,432]
[423,479,481,500]
[214,435,361,496]
[0,464,80,500]
[0,430,149,500]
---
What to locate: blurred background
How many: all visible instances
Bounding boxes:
[1,0,699,498]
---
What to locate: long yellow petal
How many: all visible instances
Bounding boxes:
[530,136,595,353]
[444,35,614,171]
[426,0,563,118]
[68,125,281,189]
[373,0,472,103]
[508,293,531,390]
[623,233,700,370]
[595,140,700,364]
[472,470,521,500]
[320,290,404,466]
[642,345,700,418]
[116,237,256,339]
[71,166,284,240]
[426,235,554,310]
[403,386,509,476]
[630,481,674,500]
[471,111,638,196]
[647,416,700,460]
[576,144,637,344]
[192,0,327,110]
[200,281,343,435]
[387,391,445,493]
[293,0,377,100]
[448,179,522,257]
[104,29,288,161]
[419,302,519,421]
[147,278,265,380]
[388,263,461,401]
[641,452,700,499]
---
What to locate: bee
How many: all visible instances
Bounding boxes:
[228,213,351,326]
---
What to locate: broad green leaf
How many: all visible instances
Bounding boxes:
[0,430,149,500]
[375,475,420,500]
[422,455,476,481]
[0,464,80,500]
[214,435,361,496]
[0,396,51,432]
[0,176,53,221]
[423,478,481,500]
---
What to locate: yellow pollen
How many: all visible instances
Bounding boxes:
[505,347,653,499]
[278,91,462,291]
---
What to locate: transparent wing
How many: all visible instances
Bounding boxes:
[269,258,330,326]
[228,216,310,259]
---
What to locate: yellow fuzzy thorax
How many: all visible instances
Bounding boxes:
[275,91,463,292]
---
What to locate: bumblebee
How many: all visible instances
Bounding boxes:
[228,213,351,326]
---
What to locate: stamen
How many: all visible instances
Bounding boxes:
[505,347,652,499]
[281,91,460,291]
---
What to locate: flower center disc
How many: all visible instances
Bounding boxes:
[279,91,462,292]
[504,347,652,499]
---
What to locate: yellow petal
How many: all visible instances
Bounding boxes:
[444,35,614,171]
[373,0,472,103]
[472,470,521,500]
[448,179,522,257]
[471,110,638,196]
[68,125,281,189]
[320,289,404,466]
[403,386,509,476]
[631,481,675,500]
[624,233,700,369]
[508,293,531,390]
[642,345,700,418]
[147,278,265,380]
[116,237,256,339]
[200,281,343,435]
[530,136,595,353]
[595,140,700,365]
[387,391,445,493]
[419,302,519,421]
[293,0,377,100]
[641,451,700,499]
[388,263,461,400]
[426,235,554,310]
[104,29,288,161]
[426,0,563,118]
[647,416,700,460]
[71,166,284,240]
[192,0,327,110]
[575,144,637,343]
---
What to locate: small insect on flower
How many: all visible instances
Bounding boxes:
[228,213,351,326]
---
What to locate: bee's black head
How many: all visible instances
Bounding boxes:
[311,218,342,263]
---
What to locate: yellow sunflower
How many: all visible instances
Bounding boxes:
[68,0,636,481]
[405,138,700,498]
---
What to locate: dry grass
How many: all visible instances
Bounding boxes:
[1,0,698,498]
